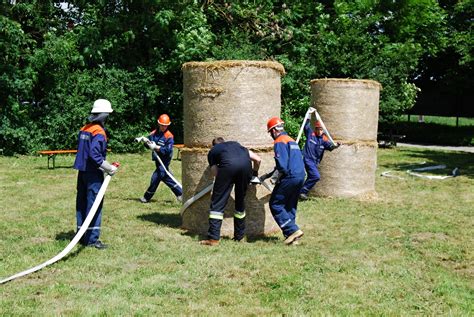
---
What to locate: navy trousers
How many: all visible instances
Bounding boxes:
[208,164,251,240]
[269,176,304,238]
[76,170,104,245]
[144,163,183,201]
[301,158,320,195]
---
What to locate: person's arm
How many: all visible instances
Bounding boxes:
[248,150,261,174]
[210,165,218,177]
[274,142,289,176]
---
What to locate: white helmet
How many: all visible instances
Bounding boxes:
[91,99,113,113]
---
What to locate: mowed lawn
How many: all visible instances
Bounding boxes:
[1,148,473,315]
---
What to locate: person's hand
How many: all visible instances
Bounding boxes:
[147,141,159,151]
[100,161,118,176]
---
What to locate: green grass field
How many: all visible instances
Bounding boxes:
[1,148,473,315]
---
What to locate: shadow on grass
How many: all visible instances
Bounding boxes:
[382,149,474,178]
[137,211,182,229]
[54,230,85,259]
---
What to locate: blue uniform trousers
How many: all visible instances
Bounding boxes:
[208,165,250,240]
[76,170,104,245]
[144,163,182,201]
[270,176,304,237]
[301,158,321,195]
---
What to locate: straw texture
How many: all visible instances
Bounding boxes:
[181,147,280,237]
[310,78,381,141]
[182,60,284,148]
[313,143,378,198]
[310,78,380,198]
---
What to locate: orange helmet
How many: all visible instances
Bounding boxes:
[157,114,171,126]
[267,117,284,132]
[314,121,323,128]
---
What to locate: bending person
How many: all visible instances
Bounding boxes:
[200,137,262,246]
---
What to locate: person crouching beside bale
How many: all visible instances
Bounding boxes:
[299,108,340,201]
[73,99,118,250]
[263,117,305,245]
[200,137,262,246]
[140,114,183,203]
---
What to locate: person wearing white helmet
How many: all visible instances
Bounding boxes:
[73,99,118,249]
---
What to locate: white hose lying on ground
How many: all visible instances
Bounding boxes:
[0,174,113,284]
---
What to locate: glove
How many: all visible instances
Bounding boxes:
[100,161,118,176]
[250,171,261,185]
[269,170,280,185]
[147,141,159,151]
[328,142,340,151]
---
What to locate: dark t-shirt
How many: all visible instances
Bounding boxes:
[208,141,251,169]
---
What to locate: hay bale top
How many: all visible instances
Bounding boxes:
[182,60,286,76]
[311,78,382,89]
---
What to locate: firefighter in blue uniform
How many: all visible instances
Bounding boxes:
[264,117,305,245]
[300,108,339,200]
[200,137,262,246]
[140,114,183,203]
[73,99,118,249]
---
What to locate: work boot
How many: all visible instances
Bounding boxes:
[289,236,303,246]
[284,229,304,245]
[299,193,309,201]
[88,240,108,250]
[139,197,149,203]
[199,239,219,246]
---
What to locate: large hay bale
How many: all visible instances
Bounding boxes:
[182,60,285,148]
[310,79,381,141]
[313,142,378,198]
[310,78,381,198]
[181,147,280,237]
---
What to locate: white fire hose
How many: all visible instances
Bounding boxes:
[296,107,336,146]
[135,136,182,189]
[1,174,115,284]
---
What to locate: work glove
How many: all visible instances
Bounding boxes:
[100,161,118,176]
[269,170,281,185]
[250,170,261,185]
[147,141,159,151]
[329,142,341,151]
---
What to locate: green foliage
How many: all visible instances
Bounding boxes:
[0,0,469,155]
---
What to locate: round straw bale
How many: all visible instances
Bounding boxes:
[182,60,284,148]
[181,147,280,237]
[310,78,381,141]
[312,142,378,198]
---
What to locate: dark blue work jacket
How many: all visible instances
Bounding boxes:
[274,132,305,179]
[302,121,333,165]
[148,128,174,167]
[73,123,108,172]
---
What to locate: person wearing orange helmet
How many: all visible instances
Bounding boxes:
[264,116,305,245]
[140,114,183,203]
[299,108,339,201]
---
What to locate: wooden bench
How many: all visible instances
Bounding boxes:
[38,150,78,169]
